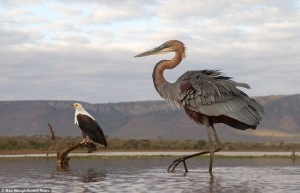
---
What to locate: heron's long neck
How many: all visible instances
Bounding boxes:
[152,51,182,96]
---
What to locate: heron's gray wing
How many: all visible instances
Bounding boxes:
[178,70,264,127]
[77,114,107,147]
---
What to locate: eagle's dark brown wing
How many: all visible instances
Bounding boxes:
[77,114,107,147]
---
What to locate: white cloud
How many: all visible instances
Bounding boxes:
[0,0,299,103]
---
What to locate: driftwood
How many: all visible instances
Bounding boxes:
[47,123,97,168]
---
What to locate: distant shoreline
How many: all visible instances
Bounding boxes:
[0,151,298,158]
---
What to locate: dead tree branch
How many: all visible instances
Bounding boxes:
[47,123,97,168]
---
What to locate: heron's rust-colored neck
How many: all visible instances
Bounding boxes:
[153,51,183,88]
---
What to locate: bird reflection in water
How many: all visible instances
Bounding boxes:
[53,167,107,183]
[79,168,106,183]
[209,173,217,193]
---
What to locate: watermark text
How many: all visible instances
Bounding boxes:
[1,188,51,193]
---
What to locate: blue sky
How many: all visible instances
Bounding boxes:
[0,0,299,103]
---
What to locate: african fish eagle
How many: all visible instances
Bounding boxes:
[72,103,107,147]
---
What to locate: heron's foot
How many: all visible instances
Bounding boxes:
[167,147,223,173]
[167,156,190,173]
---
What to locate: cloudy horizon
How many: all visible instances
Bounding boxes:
[1,0,299,103]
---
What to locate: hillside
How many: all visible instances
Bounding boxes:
[0,94,299,142]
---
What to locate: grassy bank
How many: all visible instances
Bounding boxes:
[0,135,299,155]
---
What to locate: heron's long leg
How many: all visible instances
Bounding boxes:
[211,124,222,149]
[207,124,224,173]
[167,123,223,173]
[207,125,214,173]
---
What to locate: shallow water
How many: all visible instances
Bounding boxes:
[0,157,299,193]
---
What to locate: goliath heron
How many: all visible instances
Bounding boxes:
[72,103,107,147]
[135,40,264,173]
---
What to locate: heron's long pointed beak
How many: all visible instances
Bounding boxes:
[135,44,172,57]
[134,47,162,57]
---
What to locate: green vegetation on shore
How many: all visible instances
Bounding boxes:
[0,135,299,154]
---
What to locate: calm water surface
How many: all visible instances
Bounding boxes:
[0,157,299,193]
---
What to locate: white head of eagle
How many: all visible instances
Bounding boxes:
[72,103,107,147]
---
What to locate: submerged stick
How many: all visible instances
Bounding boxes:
[47,123,97,168]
